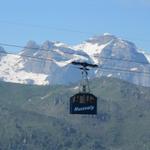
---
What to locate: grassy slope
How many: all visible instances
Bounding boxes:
[0,78,150,150]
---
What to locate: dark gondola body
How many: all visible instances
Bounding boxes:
[70,93,97,114]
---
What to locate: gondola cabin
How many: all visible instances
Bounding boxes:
[70,93,97,114]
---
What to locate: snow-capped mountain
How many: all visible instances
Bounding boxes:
[0,34,150,86]
[138,48,150,62]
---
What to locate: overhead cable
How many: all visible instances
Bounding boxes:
[0,42,150,65]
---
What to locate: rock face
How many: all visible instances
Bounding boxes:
[0,34,150,86]
[0,46,6,58]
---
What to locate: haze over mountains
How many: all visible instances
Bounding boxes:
[0,33,150,86]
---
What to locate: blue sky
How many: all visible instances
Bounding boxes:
[0,0,150,52]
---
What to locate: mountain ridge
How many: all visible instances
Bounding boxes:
[0,34,150,86]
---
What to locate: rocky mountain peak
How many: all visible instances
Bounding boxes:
[0,46,6,58]
[86,34,116,45]
[0,46,6,53]
[21,40,39,56]
[41,40,56,50]
[99,38,148,63]
[26,40,39,49]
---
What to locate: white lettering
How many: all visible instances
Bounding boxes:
[74,105,95,112]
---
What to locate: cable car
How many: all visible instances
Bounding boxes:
[70,62,98,115]
[70,92,97,114]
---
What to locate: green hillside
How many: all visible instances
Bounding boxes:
[0,77,150,150]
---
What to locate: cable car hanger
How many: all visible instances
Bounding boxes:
[71,61,98,93]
